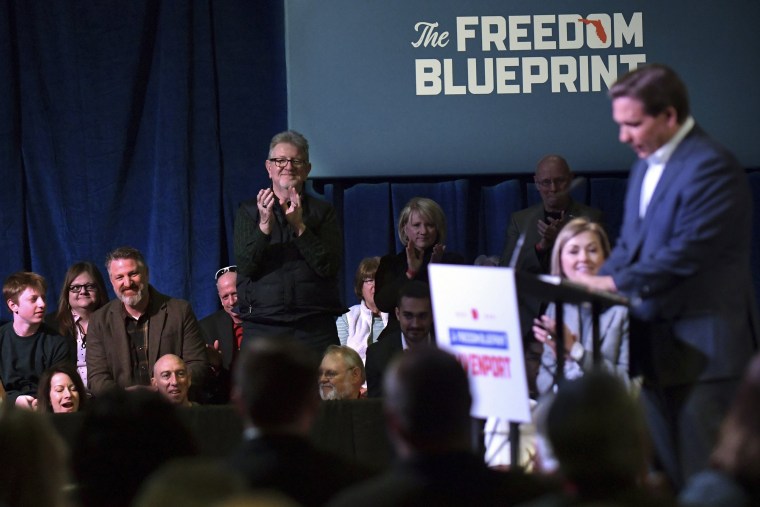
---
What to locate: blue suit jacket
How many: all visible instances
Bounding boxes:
[600,125,758,385]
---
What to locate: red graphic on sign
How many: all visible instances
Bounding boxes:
[578,18,607,44]
[471,308,479,320]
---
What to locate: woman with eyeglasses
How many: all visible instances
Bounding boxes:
[49,261,109,388]
[336,257,388,364]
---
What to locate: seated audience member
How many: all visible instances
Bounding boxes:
[72,389,198,507]
[86,246,209,396]
[49,261,109,388]
[500,156,603,398]
[532,218,629,394]
[228,338,368,506]
[0,407,69,507]
[374,197,463,319]
[37,363,87,413]
[152,353,194,407]
[366,281,434,398]
[0,271,71,409]
[531,372,671,507]
[336,257,388,363]
[133,457,247,507]
[199,265,241,403]
[319,345,365,400]
[330,347,553,507]
[680,353,760,506]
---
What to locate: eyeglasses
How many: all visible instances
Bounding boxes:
[69,284,98,293]
[536,177,570,189]
[215,265,237,281]
[268,157,308,169]
[319,367,356,380]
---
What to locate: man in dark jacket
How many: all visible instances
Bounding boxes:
[233,130,344,357]
[229,338,368,506]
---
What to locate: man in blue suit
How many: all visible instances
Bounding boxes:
[581,64,758,490]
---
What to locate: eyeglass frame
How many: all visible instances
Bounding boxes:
[267,157,309,169]
[69,283,98,294]
[215,265,237,281]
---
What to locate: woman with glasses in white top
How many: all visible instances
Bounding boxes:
[50,261,109,389]
[336,257,389,364]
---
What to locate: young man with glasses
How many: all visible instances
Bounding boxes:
[233,131,345,358]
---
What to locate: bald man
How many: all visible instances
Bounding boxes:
[499,155,603,398]
[152,354,193,407]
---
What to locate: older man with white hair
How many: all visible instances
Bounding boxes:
[318,345,365,400]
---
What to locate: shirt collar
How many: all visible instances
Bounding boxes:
[647,115,695,166]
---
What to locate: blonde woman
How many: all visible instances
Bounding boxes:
[532,218,629,394]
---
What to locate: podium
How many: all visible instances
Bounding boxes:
[501,271,629,468]
[515,270,629,384]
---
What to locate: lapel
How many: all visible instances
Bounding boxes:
[618,159,649,262]
[220,314,235,366]
[147,291,167,363]
[108,302,132,372]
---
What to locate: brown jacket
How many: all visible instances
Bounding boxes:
[86,285,209,396]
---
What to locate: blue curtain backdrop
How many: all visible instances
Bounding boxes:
[2,2,758,321]
[0,1,286,320]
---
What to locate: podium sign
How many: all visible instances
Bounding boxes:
[429,264,531,422]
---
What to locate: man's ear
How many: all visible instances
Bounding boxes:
[150,377,157,388]
[7,299,17,313]
[664,106,679,127]
[395,306,401,321]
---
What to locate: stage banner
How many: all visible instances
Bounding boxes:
[429,264,531,422]
[286,0,760,178]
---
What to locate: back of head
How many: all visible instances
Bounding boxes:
[0,406,68,507]
[234,337,319,431]
[133,457,248,507]
[384,347,472,452]
[546,372,647,495]
[609,63,690,123]
[711,353,760,491]
[72,389,197,507]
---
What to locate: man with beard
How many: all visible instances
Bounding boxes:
[366,281,433,398]
[87,246,208,397]
[152,354,194,407]
[319,345,365,400]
